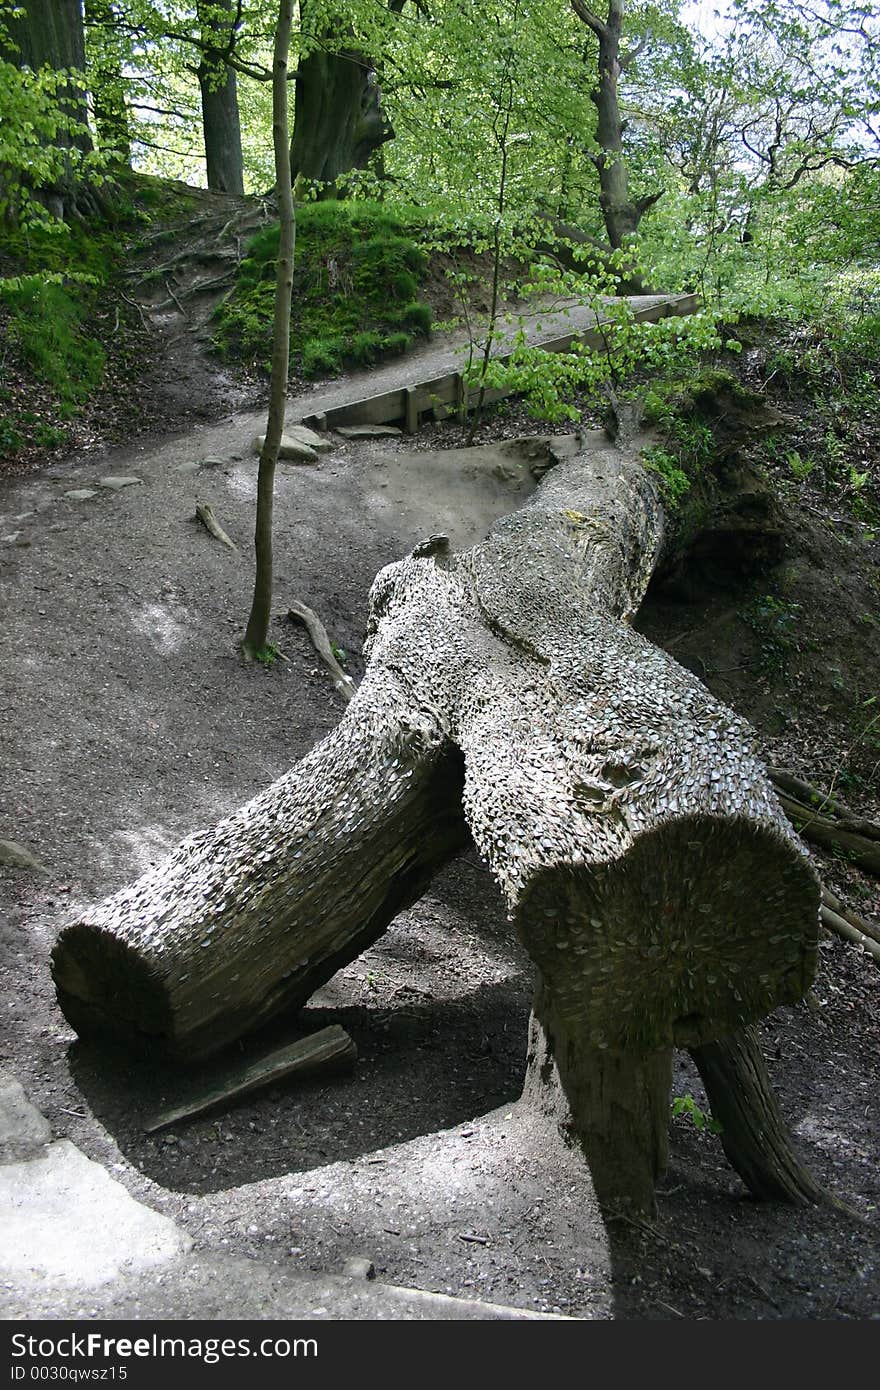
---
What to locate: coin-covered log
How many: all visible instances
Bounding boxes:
[52,686,470,1059]
[52,432,822,1214]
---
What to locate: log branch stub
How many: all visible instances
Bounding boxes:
[524,979,672,1216]
[689,1026,830,1206]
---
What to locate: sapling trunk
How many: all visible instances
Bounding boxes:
[243,0,295,659]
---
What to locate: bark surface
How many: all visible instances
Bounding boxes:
[289,6,396,191]
[196,0,244,195]
[571,1,662,249]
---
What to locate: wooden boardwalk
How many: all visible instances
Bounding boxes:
[290,292,698,434]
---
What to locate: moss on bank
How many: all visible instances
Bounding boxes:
[212,200,433,379]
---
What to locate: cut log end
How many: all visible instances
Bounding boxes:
[518,815,820,1053]
[52,926,172,1048]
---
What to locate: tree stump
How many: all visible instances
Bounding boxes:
[52,434,822,1214]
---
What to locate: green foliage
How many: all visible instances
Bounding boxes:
[0,416,23,457]
[253,642,281,668]
[0,278,105,409]
[641,445,692,509]
[214,201,433,378]
[671,1094,723,1135]
[743,593,804,673]
[785,449,816,481]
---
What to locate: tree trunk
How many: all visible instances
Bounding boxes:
[290,5,395,193]
[196,0,244,195]
[571,0,662,249]
[84,0,131,165]
[9,0,92,217]
[242,0,295,658]
[12,0,90,145]
[53,435,821,1214]
[534,216,652,293]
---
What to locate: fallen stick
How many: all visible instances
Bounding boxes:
[774,792,880,878]
[195,503,237,551]
[143,1024,356,1132]
[769,769,879,840]
[820,905,880,967]
[821,886,880,947]
[288,600,357,703]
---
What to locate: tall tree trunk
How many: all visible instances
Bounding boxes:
[84,0,131,166]
[8,0,93,218]
[196,0,244,194]
[571,0,661,249]
[12,0,91,148]
[242,0,295,658]
[289,2,397,193]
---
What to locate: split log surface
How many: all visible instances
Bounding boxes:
[53,434,821,1213]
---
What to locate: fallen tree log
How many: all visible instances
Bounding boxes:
[52,434,821,1215]
[821,885,880,947]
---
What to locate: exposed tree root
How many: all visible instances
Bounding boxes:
[287,601,357,703]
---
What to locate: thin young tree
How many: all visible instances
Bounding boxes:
[242,0,295,660]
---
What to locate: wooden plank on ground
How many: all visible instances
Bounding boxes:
[143,1025,357,1132]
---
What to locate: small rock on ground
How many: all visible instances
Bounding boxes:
[63,489,99,501]
[98,476,143,490]
[281,424,334,453]
[336,424,403,439]
[251,433,318,464]
[0,839,47,872]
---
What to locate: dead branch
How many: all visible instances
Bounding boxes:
[774,792,880,878]
[821,886,880,946]
[288,600,357,703]
[195,503,237,551]
[820,904,880,967]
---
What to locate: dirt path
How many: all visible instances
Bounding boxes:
[1,386,878,1319]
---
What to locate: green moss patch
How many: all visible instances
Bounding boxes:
[213,201,433,378]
